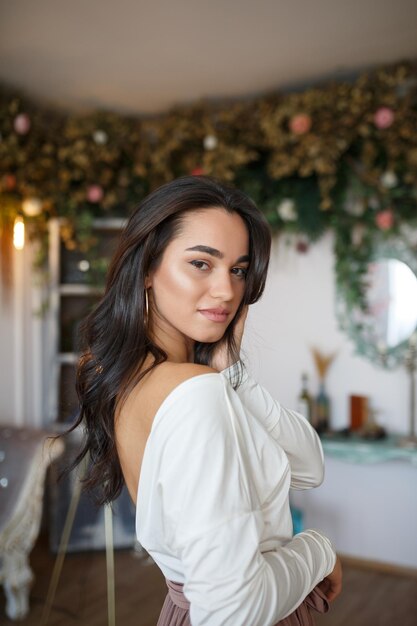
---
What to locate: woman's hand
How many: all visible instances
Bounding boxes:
[210,305,249,371]
[318,555,343,602]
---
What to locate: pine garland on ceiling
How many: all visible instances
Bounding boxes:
[0,61,416,309]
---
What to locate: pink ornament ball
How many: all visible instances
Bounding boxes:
[14,113,31,135]
[87,184,104,203]
[374,107,394,129]
[375,209,394,230]
[289,113,312,135]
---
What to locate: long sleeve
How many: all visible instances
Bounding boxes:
[221,362,325,490]
[154,373,336,626]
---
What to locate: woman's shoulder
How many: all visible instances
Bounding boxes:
[124,361,222,418]
[148,364,238,445]
[156,360,218,380]
[147,361,221,406]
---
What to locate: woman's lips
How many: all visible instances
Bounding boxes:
[199,309,230,323]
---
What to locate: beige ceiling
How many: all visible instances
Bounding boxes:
[1,0,416,114]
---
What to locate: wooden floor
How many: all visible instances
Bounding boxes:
[2,534,417,626]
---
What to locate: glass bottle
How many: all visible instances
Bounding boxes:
[297,373,313,423]
[315,381,330,434]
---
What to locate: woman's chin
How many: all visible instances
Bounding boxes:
[193,330,225,344]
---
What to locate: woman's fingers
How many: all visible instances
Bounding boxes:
[321,555,343,603]
[209,305,249,371]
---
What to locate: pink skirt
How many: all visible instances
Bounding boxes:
[157,579,329,626]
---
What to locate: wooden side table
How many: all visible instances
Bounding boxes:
[0,426,64,620]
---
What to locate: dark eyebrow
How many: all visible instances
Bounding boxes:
[185,245,250,264]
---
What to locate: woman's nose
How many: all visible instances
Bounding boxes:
[210,270,234,301]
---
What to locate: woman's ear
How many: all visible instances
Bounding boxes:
[144,275,152,289]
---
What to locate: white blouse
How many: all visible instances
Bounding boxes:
[136,363,336,626]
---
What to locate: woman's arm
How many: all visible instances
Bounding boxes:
[221,361,324,489]
[211,307,323,489]
[159,373,336,625]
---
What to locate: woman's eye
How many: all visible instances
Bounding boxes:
[189,260,247,279]
[232,267,248,279]
[190,260,210,271]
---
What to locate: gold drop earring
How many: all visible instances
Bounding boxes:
[145,288,149,326]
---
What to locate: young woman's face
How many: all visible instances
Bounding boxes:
[147,207,250,351]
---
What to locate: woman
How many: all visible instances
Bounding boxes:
[73,175,342,625]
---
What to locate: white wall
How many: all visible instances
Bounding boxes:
[291,458,417,569]
[243,231,406,434]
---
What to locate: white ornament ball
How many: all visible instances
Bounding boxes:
[344,189,366,216]
[93,129,108,145]
[203,134,218,150]
[380,171,398,189]
[368,196,380,211]
[22,197,43,217]
[78,260,90,272]
[345,199,365,217]
[276,198,297,221]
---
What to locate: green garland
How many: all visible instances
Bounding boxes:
[1,61,416,309]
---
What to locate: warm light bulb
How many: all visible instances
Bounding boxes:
[13,215,25,250]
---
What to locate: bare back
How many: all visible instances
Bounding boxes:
[115,359,217,503]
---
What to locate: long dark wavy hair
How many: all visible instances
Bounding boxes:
[69,175,271,503]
